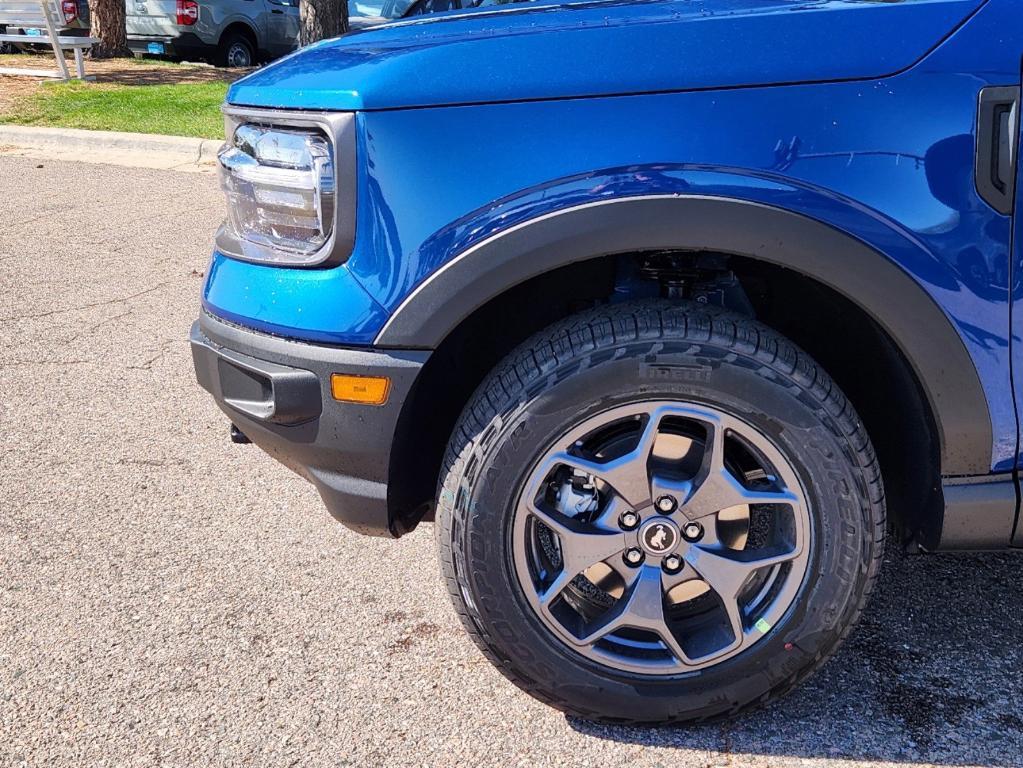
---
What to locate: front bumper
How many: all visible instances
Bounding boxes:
[190,312,429,537]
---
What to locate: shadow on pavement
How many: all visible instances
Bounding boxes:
[569,551,1023,766]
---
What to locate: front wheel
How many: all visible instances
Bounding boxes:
[436,301,885,723]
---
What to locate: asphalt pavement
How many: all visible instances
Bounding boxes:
[1,155,1022,767]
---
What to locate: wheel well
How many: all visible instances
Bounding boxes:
[389,252,942,545]
[220,22,257,49]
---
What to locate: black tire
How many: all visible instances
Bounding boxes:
[0,29,17,55]
[436,300,885,723]
[216,31,255,68]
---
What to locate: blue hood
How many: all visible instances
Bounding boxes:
[228,0,985,111]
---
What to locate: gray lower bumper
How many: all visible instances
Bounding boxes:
[190,312,429,537]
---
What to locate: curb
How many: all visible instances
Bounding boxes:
[0,125,222,170]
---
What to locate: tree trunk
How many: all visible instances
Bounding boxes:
[299,0,349,46]
[88,0,131,58]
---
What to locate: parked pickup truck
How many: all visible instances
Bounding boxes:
[191,0,1023,723]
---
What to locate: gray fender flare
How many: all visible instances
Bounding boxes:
[375,195,992,476]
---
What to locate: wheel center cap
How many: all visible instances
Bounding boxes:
[638,518,680,556]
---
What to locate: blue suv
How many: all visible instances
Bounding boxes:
[191,0,1022,723]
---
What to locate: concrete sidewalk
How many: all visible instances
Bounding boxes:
[0,125,221,172]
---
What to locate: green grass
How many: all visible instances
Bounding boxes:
[1,80,229,138]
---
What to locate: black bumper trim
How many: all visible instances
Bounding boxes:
[191,313,430,538]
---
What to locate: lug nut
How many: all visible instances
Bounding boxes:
[655,495,677,514]
[623,547,644,566]
[662,553,683,573]
[682,522,704,542]
[619,510,640,530]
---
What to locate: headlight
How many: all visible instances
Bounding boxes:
[215,109,356,267]
[219,125,333,262]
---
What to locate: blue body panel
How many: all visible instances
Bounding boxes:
[203,255,388,346]
[1013,93,1023,477]
[226,0,984,111]
[203,0,1023,471]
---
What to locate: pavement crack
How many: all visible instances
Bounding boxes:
[1,358,93,368]
[116,457,188,468]
[128,339,177,370]
[0,282,169,323]
[64,308,134,343]
[7,206,69,229]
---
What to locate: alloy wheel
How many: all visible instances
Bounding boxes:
[512,401,812,675]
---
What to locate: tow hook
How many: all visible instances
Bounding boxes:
[229,424,251,444]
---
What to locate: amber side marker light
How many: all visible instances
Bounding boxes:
[331,374,391,406]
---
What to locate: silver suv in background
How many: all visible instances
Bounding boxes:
[125,0,299,67]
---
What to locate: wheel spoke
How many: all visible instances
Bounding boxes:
[660,561,698,593]
[586,495,630,533]
[529,502,627,607]
[683,468,798,519]
[574,567,692,666]
[574,567,661,644]
[680,421,796,520]
[547,408,665,508]
[684,545,800,600]
[720,596,746,652]
[538,569,574,609]
[682,543,800,648]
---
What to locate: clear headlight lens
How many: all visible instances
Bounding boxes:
[218,124,335,264]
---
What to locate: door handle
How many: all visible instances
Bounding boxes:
[976,85,1020,215]
[271,8,283,12]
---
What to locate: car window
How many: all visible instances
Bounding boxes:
[350,0,416,18]
[405,0,465,16]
